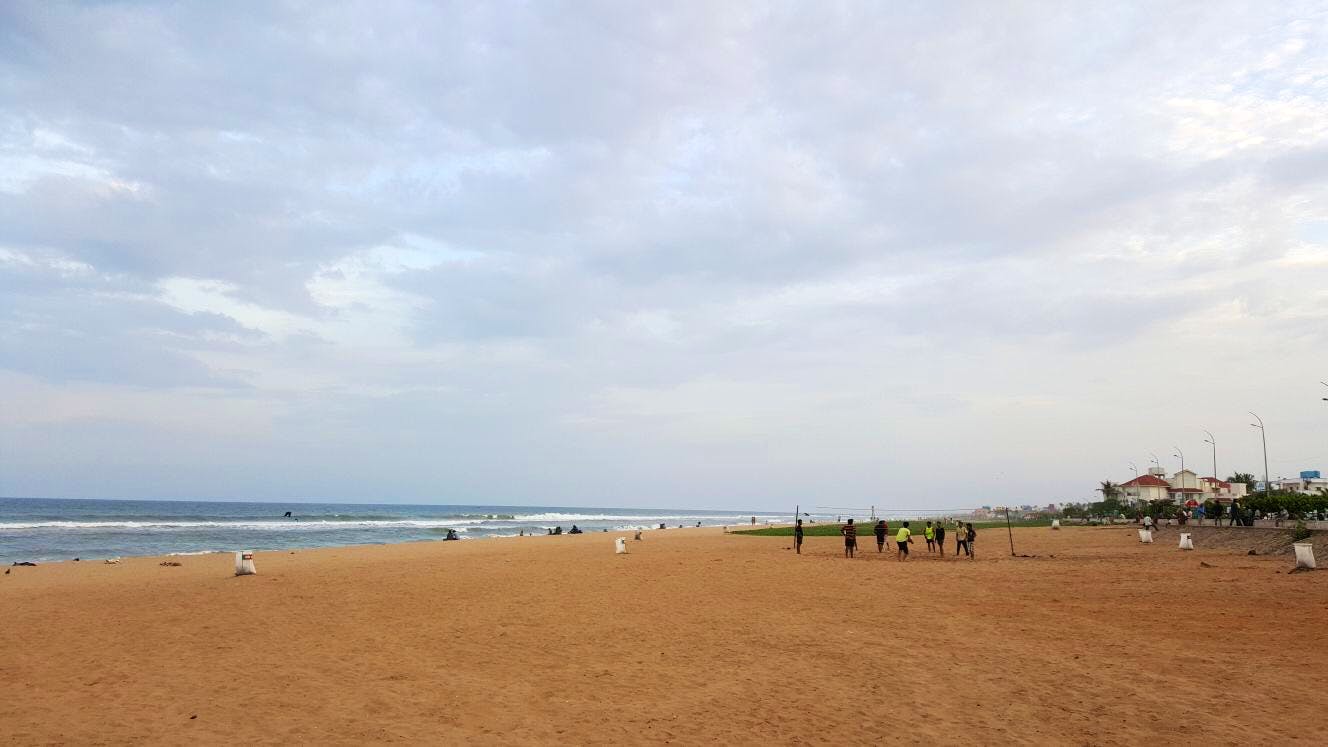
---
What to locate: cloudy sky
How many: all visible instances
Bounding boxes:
[2,2,1327,509]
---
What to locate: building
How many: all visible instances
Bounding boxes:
[1272,471,1328,495]
[1119,474,1170,503]
[1199,477,1247,502]
[1115,469,1249,506]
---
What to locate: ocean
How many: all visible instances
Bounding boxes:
[0,497,797,563]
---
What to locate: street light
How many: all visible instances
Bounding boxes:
[1149,452,1161,471]
[1249,412,1271,502]
[1202,429,1217,481]
[1129,462,1139,505]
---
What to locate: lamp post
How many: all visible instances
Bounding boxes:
[1249,412,1270,503]
[1202,429,1217,481]
[1129,462,1139,505]
[1173,445,1186,506]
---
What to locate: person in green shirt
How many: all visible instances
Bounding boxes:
[895,521,914,561]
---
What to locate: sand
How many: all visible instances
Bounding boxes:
[3,525,1326,745]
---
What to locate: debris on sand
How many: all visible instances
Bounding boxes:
[159,561,182,567]
[1247,550,1258,556]
[1289,566,1315,575]
[11,561,37,567]
[1199,561,1215,568]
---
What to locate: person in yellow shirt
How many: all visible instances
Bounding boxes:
[924,521,935,553]
[895,521,914,561]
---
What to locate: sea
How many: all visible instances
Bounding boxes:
[0,497,797,564]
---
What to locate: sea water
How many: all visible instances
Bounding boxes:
[0,497,797,563]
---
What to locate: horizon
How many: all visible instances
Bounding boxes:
[3,3,1326,510]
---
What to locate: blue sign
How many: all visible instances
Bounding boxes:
[1301,471,1321,480]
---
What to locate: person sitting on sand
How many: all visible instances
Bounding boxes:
[794,519,804,555]
[934,521,946,557]
[841,518,857,558]
[569,525,582,534]
[873,520,887,553]
[554,526,563,535]
[443,529,460,541]
[924,521,935,553]
[895,521,913,561]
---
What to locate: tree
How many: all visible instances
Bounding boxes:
[1099,481,1121,500]
[1226,472,1256,491]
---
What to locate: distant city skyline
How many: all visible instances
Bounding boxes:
[2,2,1326,510]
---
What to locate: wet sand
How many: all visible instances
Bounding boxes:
[3,526,1326,745]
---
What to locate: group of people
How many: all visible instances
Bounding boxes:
[793,518,978,561]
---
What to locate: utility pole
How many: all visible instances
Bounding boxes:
[1250,412,1270,504]
[1203,429,1217,481]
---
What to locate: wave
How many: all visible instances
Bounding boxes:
[0,519,485,531]
[511,512,777,523]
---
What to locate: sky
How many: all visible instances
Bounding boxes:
[2,1,1327,510]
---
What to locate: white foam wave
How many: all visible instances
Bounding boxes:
[512,512,776,523]
[0,519,479,531]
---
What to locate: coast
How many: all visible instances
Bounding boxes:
[3,526,1326,744]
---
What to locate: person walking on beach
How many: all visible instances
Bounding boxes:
[842,518,858,558]
[794,519,805,555]
[895,521,913,561]
[934,521,946,558]
[874,520,887,553]
[965,523,977,560]
[924,521,935,553]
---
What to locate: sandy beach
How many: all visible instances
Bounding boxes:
[3,525,1326,745]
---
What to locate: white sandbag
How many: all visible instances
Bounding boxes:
[1138,529,1153,543]
[1051,519,1060,530]
[1294,542,1316,570]
[1178,533,1193,550]
[235,550,256,576]
[615,537,627,554]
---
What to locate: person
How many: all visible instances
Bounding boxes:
[1143,514,1155,533]
[965,523,977,560]
[751,516,756,525]
[934,520,946,558]
[283,511,292,518]
[873,520,887,553]
[841,518,857,558]
[794,519,804,555]
[1228,502,1240,527]
[895,521,913,560]
[443,529,460,541]
[955,520,968,557]
[554,526,563,535]
[924,521,935,553]
[569,525,582,534]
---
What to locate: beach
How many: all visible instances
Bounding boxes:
[3,526,1326,745]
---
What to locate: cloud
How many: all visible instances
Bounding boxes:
[2,1,1328,505]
